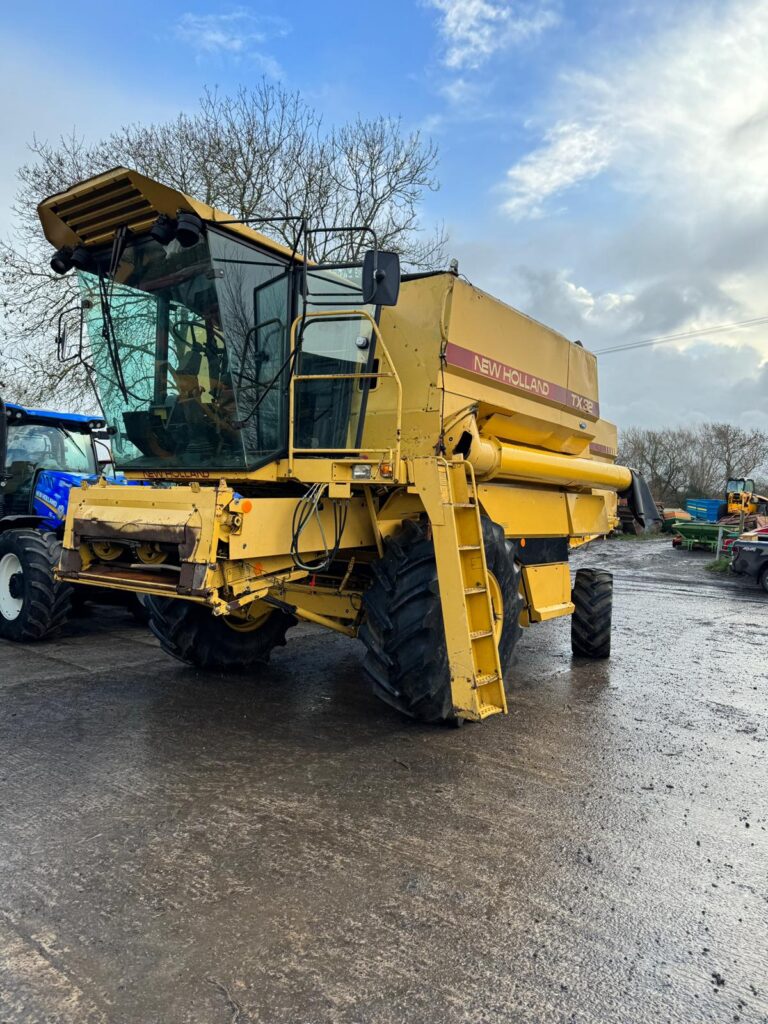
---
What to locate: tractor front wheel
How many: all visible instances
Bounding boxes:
[360,516,523,723]
[0,530,72,642]
[145,596,296,671]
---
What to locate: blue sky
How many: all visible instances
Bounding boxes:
[1,0,767,429]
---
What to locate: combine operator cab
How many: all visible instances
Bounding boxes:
[47,187,400,478]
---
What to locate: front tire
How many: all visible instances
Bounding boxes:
[0,530,72,642]
[571,568,613,658]
[145,596,296,671]
[360,517,523,723]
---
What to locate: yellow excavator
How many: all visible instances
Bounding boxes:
[37,167,658,724]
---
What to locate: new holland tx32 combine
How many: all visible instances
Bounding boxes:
[39,167,657,724]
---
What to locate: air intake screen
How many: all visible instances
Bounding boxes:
[49,176,157,245]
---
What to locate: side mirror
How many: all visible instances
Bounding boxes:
[362,250,401,307]
[55,299,92,362]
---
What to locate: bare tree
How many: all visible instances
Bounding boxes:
[619,422,768,505]
[1,83,447,410]
[702,423,768,483]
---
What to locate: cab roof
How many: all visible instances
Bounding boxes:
[3,402,105,432]
[37,166,299,261]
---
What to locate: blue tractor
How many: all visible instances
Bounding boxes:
[0,398,109,641]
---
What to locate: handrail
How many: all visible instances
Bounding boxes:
[287,309,403,477]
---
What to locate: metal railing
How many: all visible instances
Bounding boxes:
[287,309,403,478]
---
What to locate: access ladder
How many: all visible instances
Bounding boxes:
[413,458,507,721]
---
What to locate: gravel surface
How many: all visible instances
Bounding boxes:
[0,536,766,1023]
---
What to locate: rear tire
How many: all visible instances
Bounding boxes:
[0,530,72,642]
[360,517,523,723]
[145,596,296,671]
[759,567,768,595]
[571,568,612,658]
[127,593,150,625]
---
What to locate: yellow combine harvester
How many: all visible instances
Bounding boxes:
[39,168,658,724]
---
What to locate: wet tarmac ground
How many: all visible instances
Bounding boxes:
[0,536,766,1024]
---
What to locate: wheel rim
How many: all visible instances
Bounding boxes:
[223,601,272,633]
[487,571,504,643]
[0,553,24,622]
[137,542,167,565]
[91,541,124,561]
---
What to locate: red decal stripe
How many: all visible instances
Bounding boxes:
[589,442,616,457]
[444,342,599,418]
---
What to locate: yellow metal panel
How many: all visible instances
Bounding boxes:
[479,412,592,456]
[367,276,446,458]
[521,564,574,622]
[441,276,601,441]
[565,493,611,537]
[588,419,619,461]
[567,342,600,420]
[275,583,361,627]
[230,496,374,559]
[375,488,426,539]
[477,483,570,538]
[64,481,222,564]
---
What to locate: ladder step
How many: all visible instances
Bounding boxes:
[475,672,500,687]
[464,586,487,595]
[470,629,493,639]
[451,501,476,508]
[458,544,481,551]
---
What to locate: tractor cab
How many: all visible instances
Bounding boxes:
[727,478,757,515]
[1,402,102,524]
[0,400,105,642]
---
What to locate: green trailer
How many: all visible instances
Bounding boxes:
[672,521,740,552]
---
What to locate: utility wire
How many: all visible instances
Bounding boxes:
[593,315,768,355]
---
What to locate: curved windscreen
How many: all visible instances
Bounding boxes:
[79,228,290,472]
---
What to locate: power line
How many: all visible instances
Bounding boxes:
[593,315,768,355]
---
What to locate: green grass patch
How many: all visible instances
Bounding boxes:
[706,556,731,573]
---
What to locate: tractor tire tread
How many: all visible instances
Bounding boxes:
[571,567,613,659]
[145,595,296,672]
[360,516,523,723]
[0,529,72,642]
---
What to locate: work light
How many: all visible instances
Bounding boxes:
[50,247,74,274]
[70,245,93,271]
[175,211,204,248]
[149,213,177,246]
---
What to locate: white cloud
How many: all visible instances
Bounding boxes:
[480,0,768,432]
[600,343,768,432]
[427,0,559,69]
[175,9,290,76]
[503,121,615,218]
[440,76,483,105]
[501,0,768,219]
[508,267,768,429]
